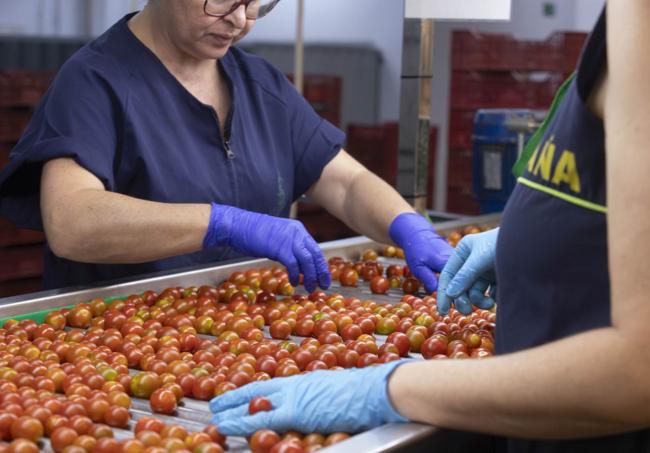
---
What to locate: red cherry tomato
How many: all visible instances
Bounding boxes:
[249,429,281,453]
[149,388,177,415]
[249,397,273,415]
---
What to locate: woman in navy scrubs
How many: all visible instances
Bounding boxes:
[210,3,650,452]
[0,0,452,292]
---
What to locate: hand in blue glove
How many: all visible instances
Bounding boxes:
[209,361,408,436]
[437,227,499,315]
[203,203,330,293]
[389,213,454,293]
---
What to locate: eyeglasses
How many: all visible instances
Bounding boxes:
[203,0,280,20]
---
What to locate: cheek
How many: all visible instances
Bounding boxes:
[233,22,254,43]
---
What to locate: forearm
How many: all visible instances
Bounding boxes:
[389,327,650,438]
[340,170,414,244]
[44,188,210,263]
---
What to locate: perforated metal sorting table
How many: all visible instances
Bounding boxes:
[0,214,500,453]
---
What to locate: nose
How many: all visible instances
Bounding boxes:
[224,3,248,29]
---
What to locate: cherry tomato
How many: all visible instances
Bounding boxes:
[324,432,350,446]
[103,405,129,428]
[135,430,161,447]
[134,417,165,434]
[421,336,448,359]
[250,429,281,453]
[268,439,303,453]
[10,416,43,443]
[193,442,225,453]
[203,425,227,447]
[269,320,291,340]
[338,268,359,287]
[50,427,78,453]
[149,388,177,415]
[7,439,39,453]
[248,397,273,415]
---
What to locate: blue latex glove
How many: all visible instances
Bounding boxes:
[437,227,499,315]
[203,203,330,292]
[209,361,408,436]
[389,213,453,292]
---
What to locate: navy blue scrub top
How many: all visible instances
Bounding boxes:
[0,13,345,290]
[496,8,650,452]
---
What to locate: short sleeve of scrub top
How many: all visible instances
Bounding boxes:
[0,53,124,231]
[0,12,346,289]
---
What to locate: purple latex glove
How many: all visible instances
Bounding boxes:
[203,203,330,292]
[389,212,453,292]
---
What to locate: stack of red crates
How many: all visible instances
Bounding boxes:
[297,122,397,243]
[447,30,587,214]
[285,75,347,242]
[286,75,341,127]
[0,70,55,297]
[297,122,439,242]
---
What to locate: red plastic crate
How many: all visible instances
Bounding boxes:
[346,122,398,186]
[452,31,549,71]
[0,219,45,248]
[297,203,355,243]
[452,30,588,72]
[0,70,55,108]
[447,149,474,188]
[448,109,476,148]
[426,127,438,209]
[0,144,11,169]
[0,277,43,298]
[451,71,527,109]
[287,74,342,127]
[0,244,44,283]
[446,186,480,215]
[546,32,588,72]
[0,109,32,142]
[451,71,567,110]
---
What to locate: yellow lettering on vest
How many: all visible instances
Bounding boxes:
[551,151,581,193]
[527,145,540,173]
[532,139,556,181]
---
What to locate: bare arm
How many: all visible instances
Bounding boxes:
[307,150,414,244]
[41,158,210,263]
[389,2,650,439]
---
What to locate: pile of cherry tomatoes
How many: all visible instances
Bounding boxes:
[0,225,495,452]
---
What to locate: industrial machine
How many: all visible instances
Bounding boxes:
[472,109,544,213]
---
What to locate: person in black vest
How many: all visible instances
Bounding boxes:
[211,3,650,452]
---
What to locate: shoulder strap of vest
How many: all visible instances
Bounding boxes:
[512,72,576,177]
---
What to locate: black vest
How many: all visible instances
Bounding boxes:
[495,9,650,452]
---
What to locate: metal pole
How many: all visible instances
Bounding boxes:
[294,0,305,95]
[290,0,305,220]
[398,17,435,213]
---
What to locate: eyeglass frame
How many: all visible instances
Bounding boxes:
[203,0,281,19]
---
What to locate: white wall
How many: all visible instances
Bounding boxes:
[0,0,145,36]
[246,0,405,123]
[0,0,85,36]
[574,0,605,31]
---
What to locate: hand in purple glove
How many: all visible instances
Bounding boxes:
[203,203,330,292]
[389,212,453,293]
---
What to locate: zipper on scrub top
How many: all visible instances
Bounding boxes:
[223,135,235,160]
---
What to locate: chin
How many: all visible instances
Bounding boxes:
[197,45,231,60]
